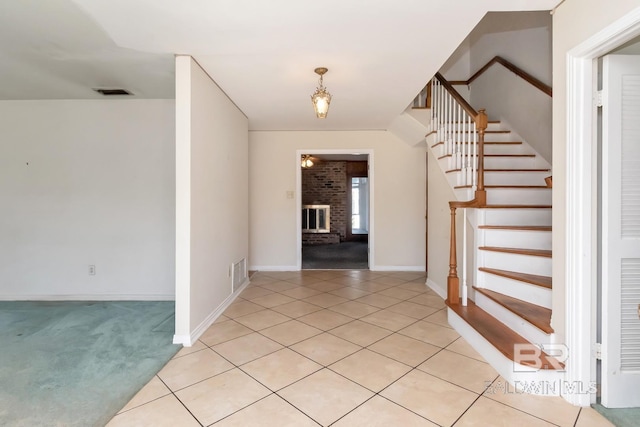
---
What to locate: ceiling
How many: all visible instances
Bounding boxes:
[0,0,560,131]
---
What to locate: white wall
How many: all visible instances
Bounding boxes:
[249,131,426,271]
[0,99,175,299]
[469,12,553,162]
[552,0,640,349]
[440,11,553,162]
[174,56,249,344]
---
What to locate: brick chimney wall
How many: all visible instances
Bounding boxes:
[302,161,347,241]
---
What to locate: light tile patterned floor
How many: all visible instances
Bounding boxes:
[107,270,613,427]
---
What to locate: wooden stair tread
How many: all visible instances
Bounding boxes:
[479,246,552,257]
[485,185,549,188]
[481,205,552,209]
[485,168,551,172]
[479,225,552,231]
[461,130,511,134]
[448,120,501,124]
[447,300,562,369]
[479,267,552,289]
[439,154,535,159]
[455,185,549,189]
[485,154,535,157]
[473,287,553,333]
[431,141,523,148]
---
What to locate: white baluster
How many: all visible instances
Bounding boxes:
[430,79,436,132]
[462,208,468,306]
[472,122,478,189]
[461,111,467,186]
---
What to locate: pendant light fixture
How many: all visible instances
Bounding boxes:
[310,67,332,118]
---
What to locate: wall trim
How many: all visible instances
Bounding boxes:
[564,5,640,406]
[173,277,250,347]
[0,294,175,301]
[248,265,299,272]
[374,266,425,272]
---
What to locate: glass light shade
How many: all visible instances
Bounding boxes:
[301,156,314,168]
[311,88,331,118]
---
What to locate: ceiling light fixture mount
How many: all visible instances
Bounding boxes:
[311,67,332,119]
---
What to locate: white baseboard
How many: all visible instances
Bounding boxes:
[249,265,299,272]
[426,278,447,299]
[373,266,425,272]
[0,294,175,301]
[173,277,250,347]
[250,265,426,272]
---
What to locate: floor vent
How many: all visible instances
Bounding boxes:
[231,258,247,292]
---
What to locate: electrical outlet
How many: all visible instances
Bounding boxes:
[88,265,96,275]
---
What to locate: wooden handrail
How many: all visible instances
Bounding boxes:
[449,56,552,97]
[435,72,477,118]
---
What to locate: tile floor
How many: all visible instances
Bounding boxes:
[107,270,613,427]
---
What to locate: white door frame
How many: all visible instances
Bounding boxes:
[296,149,375,270]
[565,7,640,406]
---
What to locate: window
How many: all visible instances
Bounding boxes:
[351,177,368,234]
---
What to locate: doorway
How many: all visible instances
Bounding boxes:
[565,13,640,407]
[296,149,374,270]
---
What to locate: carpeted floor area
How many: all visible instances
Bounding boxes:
[302,241,368,269]
[0,301,180,427]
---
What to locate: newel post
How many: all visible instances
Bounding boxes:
[447,205,460,305]
[475,109,488,205]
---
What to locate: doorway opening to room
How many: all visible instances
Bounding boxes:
[565,15,640,409]
[297,150,373,270]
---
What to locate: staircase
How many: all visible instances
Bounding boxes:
[424,71,564,394]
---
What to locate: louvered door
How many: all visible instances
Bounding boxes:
[601,54,640,408]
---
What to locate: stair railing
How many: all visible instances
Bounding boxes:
[429,72,488,306]
[449,56,552,97]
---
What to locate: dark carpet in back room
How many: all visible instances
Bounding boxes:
[302,241,368,269]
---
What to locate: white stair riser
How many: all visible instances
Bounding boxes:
[481,208,551,226]
[479,250,551,276]
[482,133,517,142]
[445,170,552,190]
[476,272,552,309]
[480,229,552,250]
[484,144,531,155]
[440,155,548,171]
[486,189,552,206]
[483,157,548,169]
[436,122,504,132]
[474,293,552,346]
[437,143,533,156]
[484,171,550,186]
